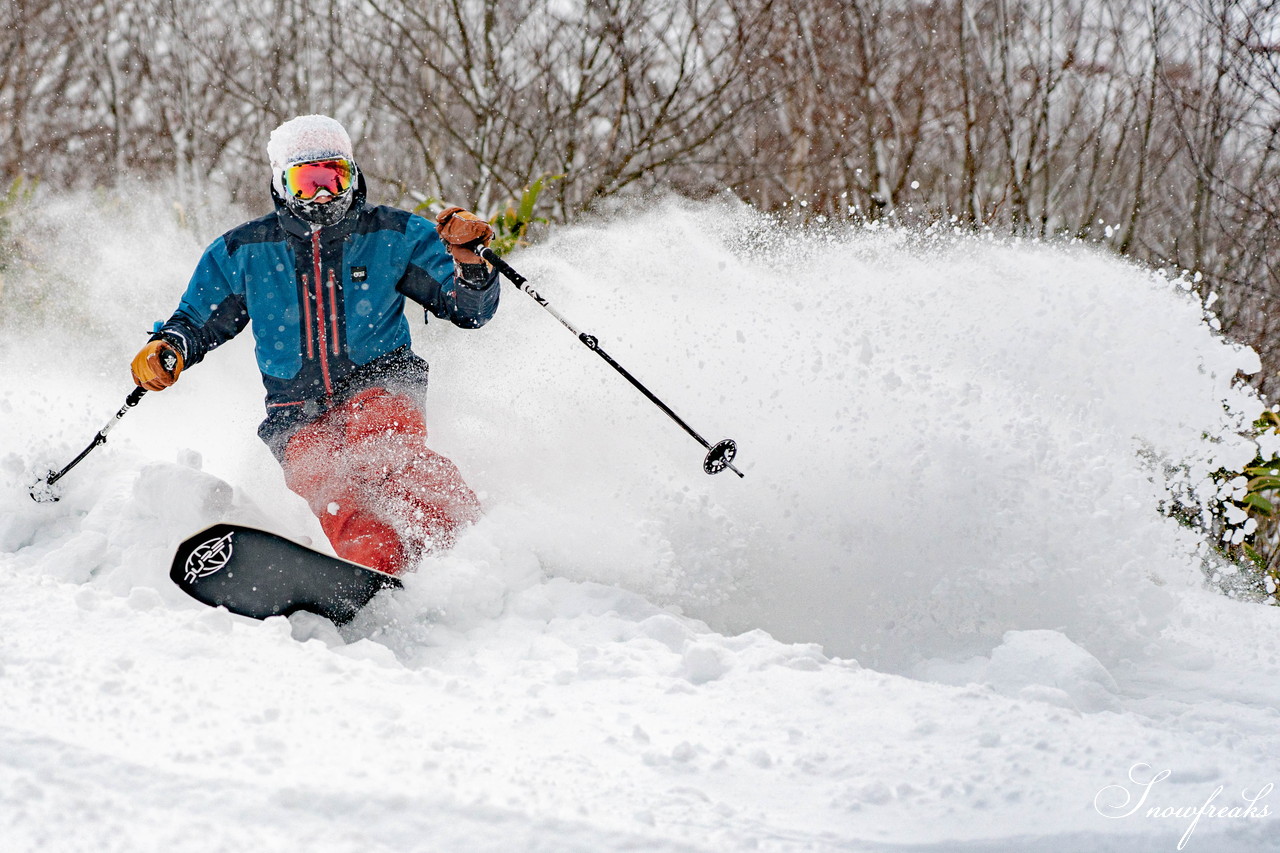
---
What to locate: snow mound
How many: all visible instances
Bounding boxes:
[987,629,1122,713]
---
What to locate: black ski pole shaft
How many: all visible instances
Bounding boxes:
[31,386,148,501]
[478,246,743,478]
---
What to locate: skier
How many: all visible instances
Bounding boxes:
[129,114,499,575]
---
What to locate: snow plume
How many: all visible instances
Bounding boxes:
[0,192,1264,674]
[0,181,247,354]
[426,199,1263,670]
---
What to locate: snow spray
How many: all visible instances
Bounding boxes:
[0,192,1265,673]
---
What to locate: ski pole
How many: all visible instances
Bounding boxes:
[29,385,149,502]
[477,246,744,478]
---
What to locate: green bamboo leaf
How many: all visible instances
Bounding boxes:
[1255,411,1280,430]
[1243,493,1275,516]
[412,196,441,215]
[1247,477,1280,492]
[516,178,543,224]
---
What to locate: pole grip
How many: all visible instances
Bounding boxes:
[478,246,526,286]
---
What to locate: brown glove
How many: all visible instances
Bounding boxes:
[130,339,184,391]
[435,206,494,265]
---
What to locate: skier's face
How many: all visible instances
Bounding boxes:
[284,159,354,201]
[281,159,356,226]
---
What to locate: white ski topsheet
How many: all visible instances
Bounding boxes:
[1,194,1277,851]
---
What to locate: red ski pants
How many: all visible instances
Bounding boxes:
[281,388,481,575]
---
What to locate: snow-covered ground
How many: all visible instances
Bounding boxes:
[2,193,1278,851]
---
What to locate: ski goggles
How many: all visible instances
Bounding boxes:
[283,158,354,201]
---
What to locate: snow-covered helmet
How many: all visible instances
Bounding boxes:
[268,115,358,227]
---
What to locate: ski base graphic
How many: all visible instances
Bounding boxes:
[170,523,402,624]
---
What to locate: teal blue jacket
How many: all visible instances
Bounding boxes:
[154,179,499,452]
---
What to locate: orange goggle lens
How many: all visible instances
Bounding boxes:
[284,159,353,200]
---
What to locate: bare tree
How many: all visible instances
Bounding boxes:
[347,0,775,217]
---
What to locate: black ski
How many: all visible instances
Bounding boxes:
[170,523,402,624]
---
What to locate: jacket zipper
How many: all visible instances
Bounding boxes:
[301,273,315,360]
[311,230,333,396]
[328,269,340,356]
